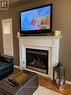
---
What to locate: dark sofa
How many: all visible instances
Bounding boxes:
[0,55,14,80]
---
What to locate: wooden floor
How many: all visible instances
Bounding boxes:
[13,68,71,95]
[38,75,71,95]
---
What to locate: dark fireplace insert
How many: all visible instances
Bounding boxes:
[26,48,48,74]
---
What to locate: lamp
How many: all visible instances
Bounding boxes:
[53,62,65,88]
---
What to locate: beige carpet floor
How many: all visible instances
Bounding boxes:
[33,86,63,95]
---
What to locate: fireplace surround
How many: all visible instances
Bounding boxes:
[18,36,61,79]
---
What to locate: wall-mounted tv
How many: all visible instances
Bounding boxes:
[20,4,52,36]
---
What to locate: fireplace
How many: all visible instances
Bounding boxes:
[26,48,48,74]
[18,36,61,79]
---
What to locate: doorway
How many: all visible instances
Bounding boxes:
[2,18,14,56]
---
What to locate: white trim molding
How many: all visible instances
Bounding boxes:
[66,80,71,85]
[14,65,20,69]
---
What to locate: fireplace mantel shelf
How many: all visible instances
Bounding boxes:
[17,35,62,39]
[17,35,62,79]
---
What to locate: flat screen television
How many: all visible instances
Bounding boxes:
[20,4,52,36]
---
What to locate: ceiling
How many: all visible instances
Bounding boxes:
[9,0,19,4]
[9,0,36,8]
[9,0,28,4]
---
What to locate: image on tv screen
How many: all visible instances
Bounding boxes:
[20,5,51,31]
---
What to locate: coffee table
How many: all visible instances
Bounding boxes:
[0,70,38,95]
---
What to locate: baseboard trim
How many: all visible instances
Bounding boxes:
[66,80,71,85]
[14,65,20,69]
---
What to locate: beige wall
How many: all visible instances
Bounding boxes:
[0,11,19,65]
[0,0,71,81]
[53,0,71,81]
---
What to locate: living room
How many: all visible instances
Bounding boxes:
[0,0,71,95]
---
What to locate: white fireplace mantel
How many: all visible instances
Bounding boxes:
[18,36,61,79]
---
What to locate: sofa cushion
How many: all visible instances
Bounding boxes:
[0,55,14,80]
[0,62,3,65]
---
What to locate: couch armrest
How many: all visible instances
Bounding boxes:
[0,55,14,63]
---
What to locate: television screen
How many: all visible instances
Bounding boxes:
[20,4,52,35]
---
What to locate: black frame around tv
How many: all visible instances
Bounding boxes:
[19,4,53,36]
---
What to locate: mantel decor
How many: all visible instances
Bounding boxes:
[53,62,65,88]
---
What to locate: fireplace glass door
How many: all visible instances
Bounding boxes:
[26,48,48,74]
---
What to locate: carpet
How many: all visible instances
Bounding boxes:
[33,86,63,95]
